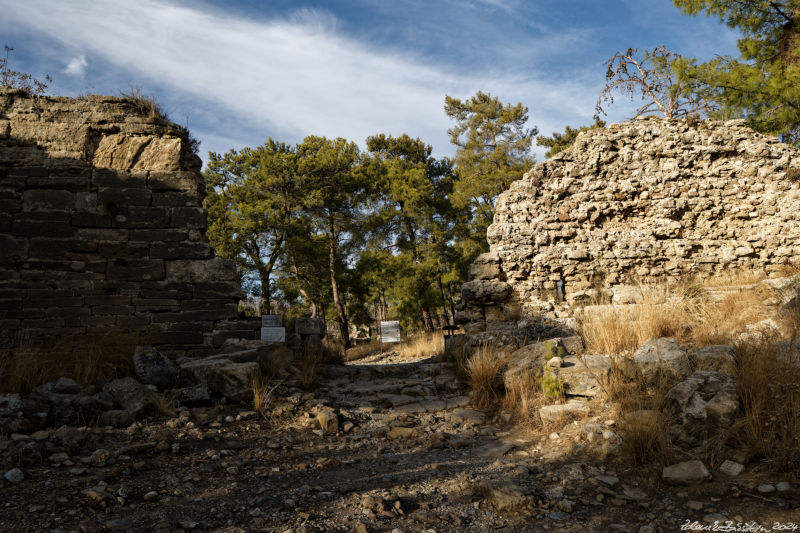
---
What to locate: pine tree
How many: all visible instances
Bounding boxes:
[673,0,800,143]
[444,91,536,251]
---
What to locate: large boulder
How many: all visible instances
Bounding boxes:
[503,336,585,388]
[552,354,612,397]
[179,357,259,401]
[133,346,178,390]
[32,381,112,425]
[663,370,739,450]
[632,338,691,383]
[102,377,159,417]
[216,341,294,376]
[689,345,736,374]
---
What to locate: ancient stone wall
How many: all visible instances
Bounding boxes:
[458,118,800,332]
[0,88,258,355]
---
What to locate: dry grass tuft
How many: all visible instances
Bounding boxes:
[727,338,800,475]
[345,339,381,362]
[252,373,281,419]
[120,87,167,121]
[0,329,141,393]
[466,343,507,410]
[579,277,773,354]
[502,370,544,429]
[398,332,444,360]
[598,358,675,466]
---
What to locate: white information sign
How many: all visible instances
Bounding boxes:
[261,315,282,327]
[261,327,285,342]
[380,320,401,343]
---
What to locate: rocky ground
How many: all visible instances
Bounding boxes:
[1,349,798,533]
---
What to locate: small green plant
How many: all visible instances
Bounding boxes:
[542,339,565,361]
[539,371,565,403]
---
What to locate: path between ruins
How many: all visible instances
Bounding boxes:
[1,351,797,532]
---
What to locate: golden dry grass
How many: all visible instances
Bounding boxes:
[398,332,444,360]
[579,276,774,354]
[598,359,676,466]
[466,343,507,409]
[0,329,141,393]
[345,339,381,362]
[502,370,544,429]
[727,338,800,475]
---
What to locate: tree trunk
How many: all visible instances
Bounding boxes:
[328,217,351,349]
[420,302,434,333]
[436,273,453,325]
[288,253,318,318]
[257,269,271,315]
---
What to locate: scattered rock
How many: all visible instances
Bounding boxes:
[479,482,530,512]
[539,400,587,425]
[0,393,24,417]
[718,460,744,477]
[662,460,711,485]
[4,468,24,484]
[52,377,83,394]
[314,407,338,433]
[99,409,134,428]
[450,408,486,425]
[596,475,619,486]
[757,483,776,494]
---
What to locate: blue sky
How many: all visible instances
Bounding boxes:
[0,0,740,163]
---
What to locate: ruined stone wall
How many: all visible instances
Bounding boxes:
[458,118,800,332]
[0,88,258,355]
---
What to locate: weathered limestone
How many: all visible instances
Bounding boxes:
[664,370,739,450]
[458,118,800,332]
[0,88,258,354]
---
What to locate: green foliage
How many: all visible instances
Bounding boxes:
[673,0,800,143]
[595,46,713,120]
[365,133,461,331]
[204,139,298,313]
[542,340,566,361]
[0,45,51,96]
[539,371,566,403]
[205,89,536,340]
[445,91,537,245]
[536,119,606,158]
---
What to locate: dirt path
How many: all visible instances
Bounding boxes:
[2,351,798,532]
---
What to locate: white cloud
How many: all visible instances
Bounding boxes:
[0,0,607,159]
[63,55,87,76]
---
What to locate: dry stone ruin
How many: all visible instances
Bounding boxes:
[458,117,800,333]
[0,88,259,356]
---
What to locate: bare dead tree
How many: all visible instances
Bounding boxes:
[595,46,714,120]
[0,46,51,96]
